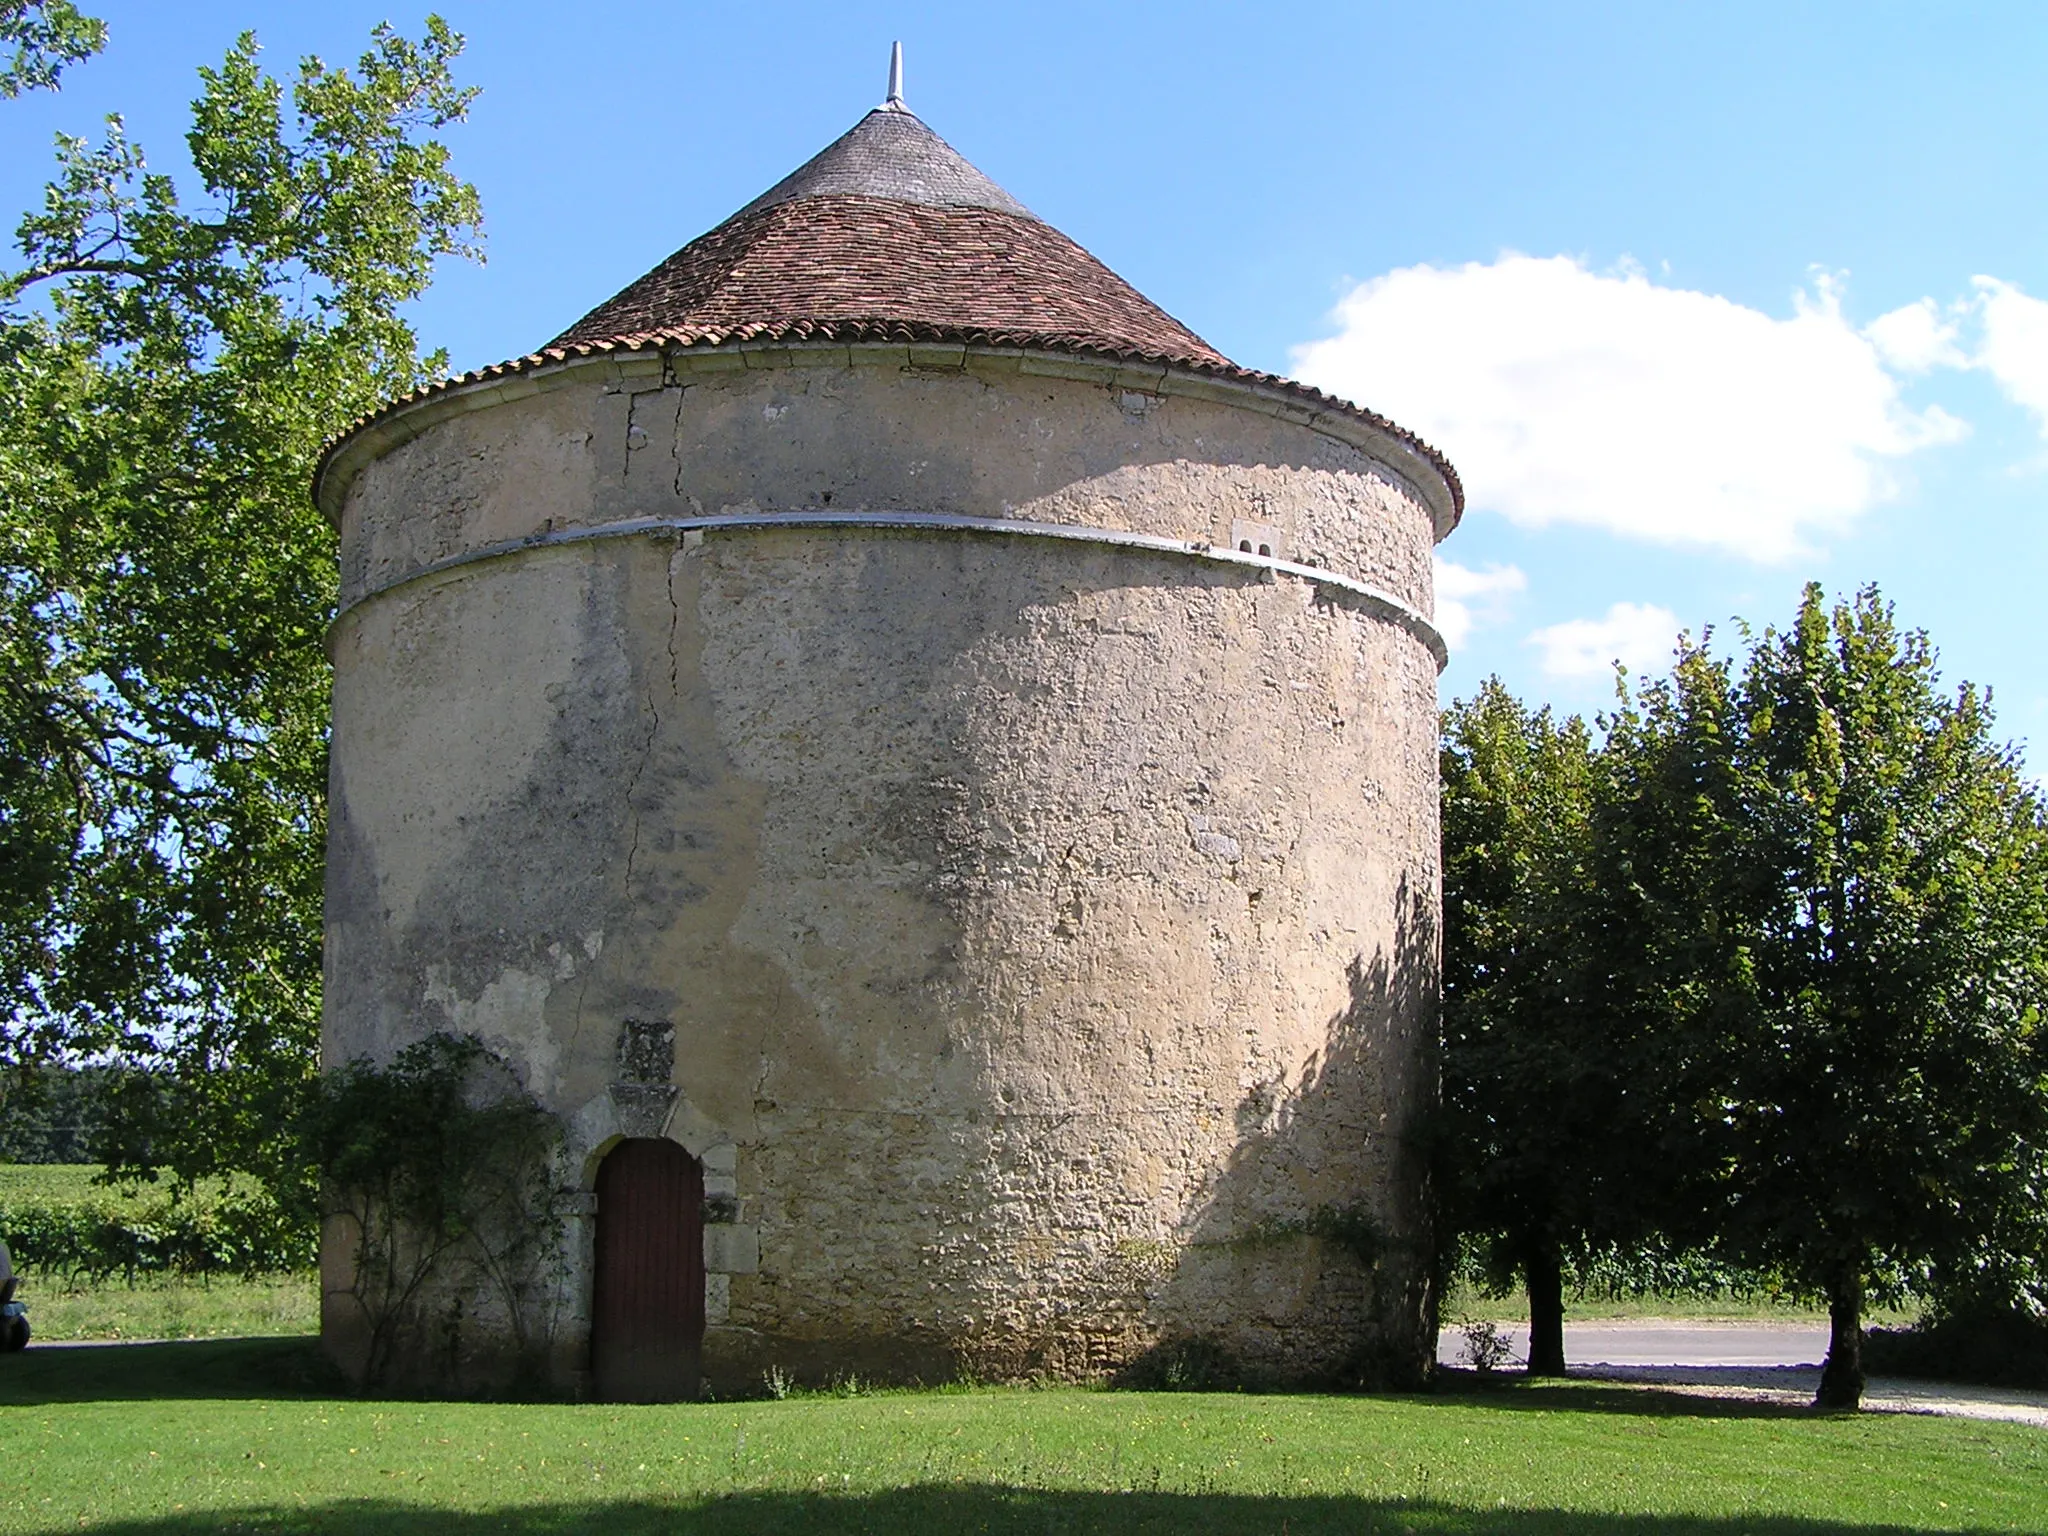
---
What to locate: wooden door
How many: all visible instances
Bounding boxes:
[592,1137,704,1401]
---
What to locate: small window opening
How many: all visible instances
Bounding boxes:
[1231,519,1284,562]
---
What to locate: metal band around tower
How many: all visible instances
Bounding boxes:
[330,509,1449,671]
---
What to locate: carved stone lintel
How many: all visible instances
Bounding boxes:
[609,1082,679,1138]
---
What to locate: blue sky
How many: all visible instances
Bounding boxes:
[8,2,2047,773]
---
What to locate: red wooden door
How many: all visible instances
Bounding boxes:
[592,1137,704,1401]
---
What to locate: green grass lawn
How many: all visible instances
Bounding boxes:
[0,1341,2042,1534]
[14,1273,316,1342]
[0,1162,310,1297]
[0,1162,313,1341]
[11,1270,1891,1348]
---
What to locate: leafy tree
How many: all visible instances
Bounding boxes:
[0,1060,118,1160]
[1607,586,2048,1409]
[1441,679,1620,1373]
[0,4,481,1207]
[1,1,103,99]
[1583,631,1767,1285]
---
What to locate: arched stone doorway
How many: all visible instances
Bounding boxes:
[592,1137,705,1401]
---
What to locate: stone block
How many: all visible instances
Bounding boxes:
[1018,352,1108,383]
[846,343,914,370]
[781,343,854,370]
[1110,363,1170,396]
[674,348,748,375]
[704,1224,759,1275]
[905,342,967,370]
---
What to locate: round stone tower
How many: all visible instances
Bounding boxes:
[315,73,1461,1399]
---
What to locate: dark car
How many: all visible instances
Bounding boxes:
[0,1237,28,1350]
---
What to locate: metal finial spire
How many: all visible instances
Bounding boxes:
[884,41,905,110]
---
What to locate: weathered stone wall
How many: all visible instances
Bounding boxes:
[322,349,1445,1394]
[331,349,1443,616]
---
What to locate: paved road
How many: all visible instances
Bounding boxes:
[1436,1318,2048,1427]
[1437,1319,1829,1370]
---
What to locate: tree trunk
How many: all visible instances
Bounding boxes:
[1815,1267,1865,1410]
[1525,1245,1567,1377]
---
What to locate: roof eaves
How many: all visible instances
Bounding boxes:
[313,325,1465,529]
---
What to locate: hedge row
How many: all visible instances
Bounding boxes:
[0,1171,314,1282]
[1865,1308,2048,1391]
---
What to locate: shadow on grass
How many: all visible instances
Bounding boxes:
[66,1490,2008,1536]
[1431,1374,1821,1420]
[0,1336,342,1404]
[0,1339,1838,1425]
[0,1343,1875,1433]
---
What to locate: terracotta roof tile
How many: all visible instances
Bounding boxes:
[733,105,1033,220]
[550,194,1228,367]
[317,105,1463,524]
[550,107,1223,371]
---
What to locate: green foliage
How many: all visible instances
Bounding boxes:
[304,1033,568,1388]
[1445,586,2048,1406]
[1441,679,1655,1366]
[0,1,103,98]
[1546,1241,1790,1306]
[0,1160,312,1280]
[1725,590,2048,1291]
[1866,1303,2048,1391]
[1592,584,2048,1406]
[0,1160,111,1201]
[1453,1316,1513,1372]
[0,1061,116,1159]
[0,10,481,1203]
[1446,1234,1792,1313]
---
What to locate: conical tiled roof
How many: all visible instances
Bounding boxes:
[731,105,1032,220]
[316,93,1464,527]
[548,106,1229,367]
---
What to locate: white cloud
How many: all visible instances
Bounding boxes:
[1290,255,1967,562]
[1432,557,1526,650]
[1973,276,2048,430]
[1865,297,1967,373]
[1526,602,1681,680]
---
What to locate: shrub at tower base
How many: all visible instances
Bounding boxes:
[305,1035,577,1394]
